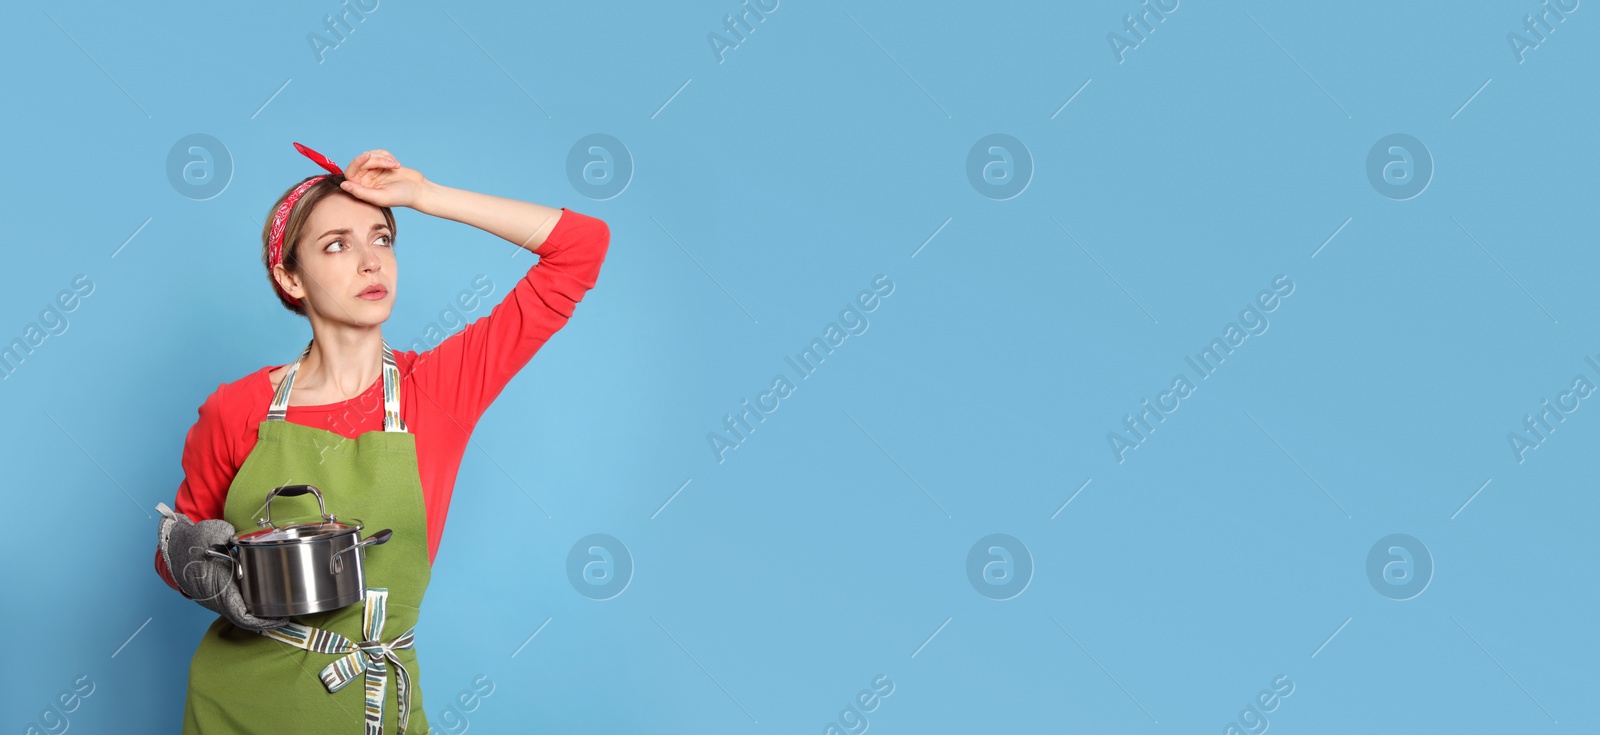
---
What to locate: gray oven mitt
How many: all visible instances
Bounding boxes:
[156,502,289,632]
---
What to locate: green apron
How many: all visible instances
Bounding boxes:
[183,340,433,735]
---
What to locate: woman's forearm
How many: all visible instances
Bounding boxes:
[412,180,565,254]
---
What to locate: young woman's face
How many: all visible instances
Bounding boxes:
[284,192,396,326]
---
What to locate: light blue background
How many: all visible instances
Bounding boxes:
[1,0,1592,732]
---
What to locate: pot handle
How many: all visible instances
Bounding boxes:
[204,544,243,581]
[257,484,333,528]
[330,528,393,575]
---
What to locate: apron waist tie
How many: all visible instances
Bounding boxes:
[257,587,417,735]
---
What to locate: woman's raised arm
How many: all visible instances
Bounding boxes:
[405,204,611,431]
[337,148,611,428]
[338,149,565,254]
[410,181,566,254]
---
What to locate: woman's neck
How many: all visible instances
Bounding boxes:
[295,327,385,402]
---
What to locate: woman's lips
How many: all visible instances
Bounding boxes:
[359,287,388,300]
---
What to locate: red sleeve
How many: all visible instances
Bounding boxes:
[155,548,182,593]
[155,384,239,592]
[409,207,611,429]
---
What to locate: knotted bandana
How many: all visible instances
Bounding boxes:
[267,142,344,306]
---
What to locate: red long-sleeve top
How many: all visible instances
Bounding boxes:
[155,207,609,592]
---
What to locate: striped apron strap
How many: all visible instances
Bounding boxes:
[267,340,408,433]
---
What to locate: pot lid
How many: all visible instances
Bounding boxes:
[234,516,364,546]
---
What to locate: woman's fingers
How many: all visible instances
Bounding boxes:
[336,151,405,199]
[343,150,396,180]
[357,155,400,178]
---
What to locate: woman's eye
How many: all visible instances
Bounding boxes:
[322,235,389,253]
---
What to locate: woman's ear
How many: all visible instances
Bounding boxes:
[272,263,305,301]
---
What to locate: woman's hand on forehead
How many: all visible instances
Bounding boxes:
[338,149,430,210]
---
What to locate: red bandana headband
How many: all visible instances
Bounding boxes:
[267,142,345,306]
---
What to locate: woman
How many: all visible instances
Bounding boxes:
[152,143,611,733]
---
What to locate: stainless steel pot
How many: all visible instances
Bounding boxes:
[205,484,392,617]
